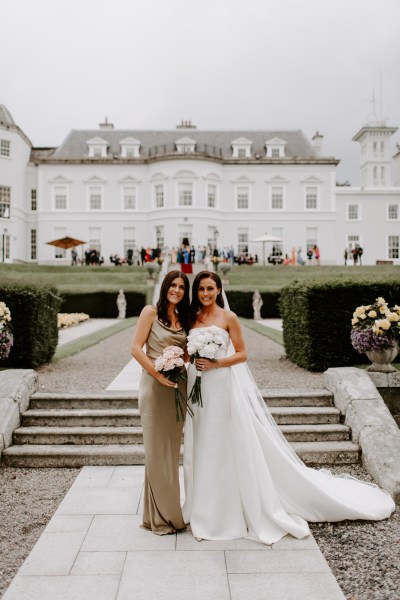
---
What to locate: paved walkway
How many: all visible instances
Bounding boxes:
[3,466,345,600]
[58,319,120,347]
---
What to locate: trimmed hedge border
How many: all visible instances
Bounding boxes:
[280,279,400,372]
[61,291,146,318]
[0,282,61,368]
[226,290,280,318]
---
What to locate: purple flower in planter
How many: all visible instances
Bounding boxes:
[350,327,395,354]
[0,329,14,360]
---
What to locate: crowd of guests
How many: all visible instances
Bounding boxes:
[267,245,321,266]
[344,244,364,266]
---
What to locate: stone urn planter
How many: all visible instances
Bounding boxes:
[366,343,399,373]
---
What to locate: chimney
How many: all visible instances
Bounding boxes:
[99,117,114,130]
[176,119,196,130]
[312,131,323,155]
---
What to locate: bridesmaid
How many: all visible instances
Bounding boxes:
[130,270,190,535]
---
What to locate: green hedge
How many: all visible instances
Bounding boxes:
[0,282,61,368]
[226,290,280,318]
[60,291,146,318]
[280,279,400,371]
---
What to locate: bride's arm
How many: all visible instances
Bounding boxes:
[130,306,176,387]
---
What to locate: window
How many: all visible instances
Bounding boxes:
[236,186,249,210]
[271,148,280,158]
[207,184,216,208]
[178,183,193,207]
[237,228,248,255]
[93,147,103,158]
[126,148,136,158]
[123,227,135,257]
[380,141,385,156]
[388,204,399,220]
[123,187,136,210]
[3,235,10,259]
[54,186,67,210]
[271,186,283,210]
[238,148,246,158]
[0,139,10,157]
[178,224,192,246]
[207,226,218,250]
[347,204,359,220]
[155,225,164,249]
[305,187,318,210]
[31,189,37,211]
[373,166,378,184]
[155,184,164,208]
[306,227,318,252]
[0,186,11,218]
[346,234,360,251]
[271,227,283,254]
[388,235,399,259]
[88,227,101,253]
[380,166,385,185]
[30,229,37,260]
[89,186,102,210]
[54,228,66,258]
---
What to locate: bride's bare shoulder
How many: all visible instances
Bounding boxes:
[224,310,239,327]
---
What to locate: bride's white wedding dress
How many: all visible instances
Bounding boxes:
[183,326,395,545]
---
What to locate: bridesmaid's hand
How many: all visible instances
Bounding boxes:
[155,373,177,387]
[195,358,218,371]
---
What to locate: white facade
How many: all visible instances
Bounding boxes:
[1,106,399,265]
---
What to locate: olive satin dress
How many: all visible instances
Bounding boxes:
[139,318,187,534]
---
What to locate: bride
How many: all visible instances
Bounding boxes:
[182,270,395,544]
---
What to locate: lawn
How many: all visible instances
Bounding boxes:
[225,264,400,291]
[0,264,149,293]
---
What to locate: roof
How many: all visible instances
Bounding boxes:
[0,105,16,125]
[49,129,322,160]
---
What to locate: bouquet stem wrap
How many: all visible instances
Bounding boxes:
[189,369,203,407]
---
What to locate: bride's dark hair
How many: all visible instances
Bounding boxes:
[156,270,190,331]
[189,270,224,326]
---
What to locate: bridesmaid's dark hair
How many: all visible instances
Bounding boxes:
[189,270,224,326]
[156,270,190,331]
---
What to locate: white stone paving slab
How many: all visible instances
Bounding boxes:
[18,531,86,576]
[71,466,116,488]
[226,549,331,574]
[71,551,126,575]
[177,530,272,551]
[56,487,139,515]
[106,357,141,391]
[81,514,176,552]
[108,465,145,488]
[58,319,118,346]
[3,575,120,600]
[271,533,319,550]
[256,318,283,331]
[229,573,345,600]
[44,514,94,533]
[117,550,230,600]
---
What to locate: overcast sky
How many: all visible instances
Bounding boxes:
[2,0,400,183]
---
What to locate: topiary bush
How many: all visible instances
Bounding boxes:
[280,279,400,371]
[226,290,280,318]
[60,291,146,318]
[0,282,61,368]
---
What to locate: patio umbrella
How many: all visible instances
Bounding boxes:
[250,235,282,265]
[46,236,86,250]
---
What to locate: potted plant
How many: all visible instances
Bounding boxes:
[218,262,231,285]
[146,261,160,285]
[350,297,400,372]
[0,301,14,363]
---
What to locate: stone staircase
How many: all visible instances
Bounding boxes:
[2,389,360,467]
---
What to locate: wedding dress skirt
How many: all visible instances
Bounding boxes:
[182,327,395,545]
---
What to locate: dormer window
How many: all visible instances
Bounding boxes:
[231,137,252,158]
[176,137,196,153]
[87,137,108,158]
[265,137,286,158]
[120,137,141,158]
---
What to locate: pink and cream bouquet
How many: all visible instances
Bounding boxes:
[154,345,192,421]
[187,326,225,407]
[0,301,13,361]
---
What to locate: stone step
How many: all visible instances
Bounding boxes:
[21,409,141,428]
[22,406,339,428]
[13,423,350,445]
[29,389,334,410]
[269,407,341,425]
[1,441,360,468]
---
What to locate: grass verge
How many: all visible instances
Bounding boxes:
[53,317,137,361]
[239,318,284,346]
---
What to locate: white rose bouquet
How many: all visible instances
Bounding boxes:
[0,301,14,361]
[187,326,225,407]
[154,345,193,421]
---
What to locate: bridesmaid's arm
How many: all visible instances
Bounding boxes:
[130,306,175,387]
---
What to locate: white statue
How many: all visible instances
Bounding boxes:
[117,289,127,319]
[252,289,263,320]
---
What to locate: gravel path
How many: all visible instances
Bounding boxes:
[1,323,398,599]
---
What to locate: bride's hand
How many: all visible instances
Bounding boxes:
[155,373,177,387]
[195,358,218,371]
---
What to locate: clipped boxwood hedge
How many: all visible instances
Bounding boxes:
[280,279,400,371]
[226,290,280,318]
[0,282,61,368]
[61,291,146,318]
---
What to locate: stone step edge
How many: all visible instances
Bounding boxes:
[2,440,360,457]
[31,389,332,400]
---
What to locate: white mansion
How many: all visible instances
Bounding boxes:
[0,103,399,265]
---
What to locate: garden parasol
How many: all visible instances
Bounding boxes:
[46,236,86,250]
[251,234,282,266]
